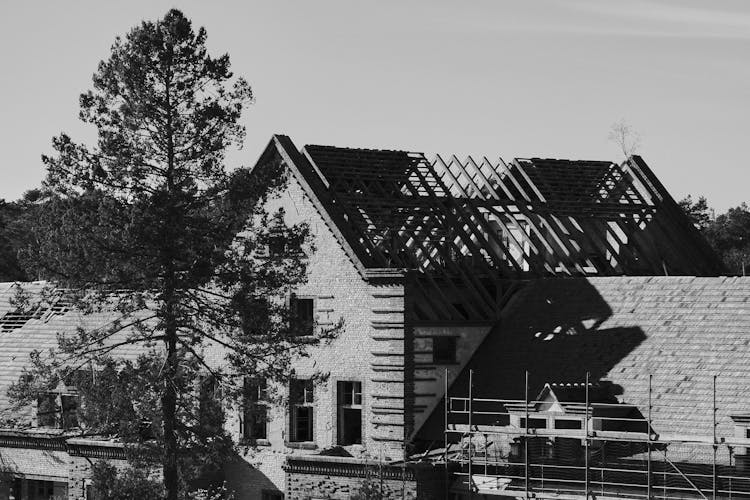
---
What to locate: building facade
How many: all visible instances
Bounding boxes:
[0,135,731,499]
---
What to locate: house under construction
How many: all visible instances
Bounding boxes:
[0,135,743,500]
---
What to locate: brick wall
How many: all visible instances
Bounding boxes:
[285,456,416,500]
[226,154,409,496]
[68,454,130,500]
[285,456,448,500]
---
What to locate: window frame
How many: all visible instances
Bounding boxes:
[242,377,269,443]
[336,380,363,446]
[432,336,458,364]
[289,378,315,443]
[289,294,316,337]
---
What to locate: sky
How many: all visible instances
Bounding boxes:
[1,0,748,211]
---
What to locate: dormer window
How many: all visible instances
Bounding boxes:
[37,380,79,429]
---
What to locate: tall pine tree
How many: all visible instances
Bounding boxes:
[11,10,336,498]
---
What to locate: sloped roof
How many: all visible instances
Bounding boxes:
[0,447,69,479]
[0,282,145,421]
[418,276,750,441]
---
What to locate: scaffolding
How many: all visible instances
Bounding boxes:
[443,370,750,500]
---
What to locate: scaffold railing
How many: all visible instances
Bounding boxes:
[443,370,750,500]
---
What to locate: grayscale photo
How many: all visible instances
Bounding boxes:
[0,1,748,499]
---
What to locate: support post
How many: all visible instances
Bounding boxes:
[402,445,407,500]
[648,373,653,500]
[444,368,449,500]
[585,372,590,499]
[525,370,530,499]
[713,375,718,500]
[468,369,474,499]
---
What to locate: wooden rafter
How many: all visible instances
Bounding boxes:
[276,141,725,321]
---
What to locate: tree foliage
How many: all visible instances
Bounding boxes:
[0,194,37,282]
[679,196,750,275]
[9,9,338,499]
[678,195,711,230]
[703,203,750,274]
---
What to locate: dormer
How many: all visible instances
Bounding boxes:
[506,382,625,433]
[36,379,79,430]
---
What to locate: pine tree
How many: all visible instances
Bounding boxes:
[10,10,337,499]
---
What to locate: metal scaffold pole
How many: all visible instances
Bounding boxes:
[444,367,449,500]
[525,370,530,499]
[648,373,652,500]
[713,374,718,500]
[585,371,590,499]
[468,369,474,499]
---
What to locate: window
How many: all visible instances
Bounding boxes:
[37,389,79,429]
[337,381,362,445]
[61,395,79,429]
[28,480,55,500]
[520,417,547,429]
[433,336,457,364]
[261,491,284,500]
[243,378,268,441]
[267,233,286,257]
[554,419,582,430]
[36,394,58,428]
[290,296,314,336]
[241,297,270,336]
[289,379,314,442]
[198,375,223,430]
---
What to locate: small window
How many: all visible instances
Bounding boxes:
[554,419,582,430]
[433,336,457,364]
[61,395,79,429]
[290,379,314,442]
[199,375,223,429]
[337,381,362,445]
[520,417,547,429]
[245,377,267,403]
[242,298,270,336]
[290,296,315,336]
[243,378,268,441]
[268,233,286,257]
[36,394,58,428]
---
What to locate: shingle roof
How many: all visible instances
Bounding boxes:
[0,447,69,479]
[0,282,145,423]
[418,276,750,441]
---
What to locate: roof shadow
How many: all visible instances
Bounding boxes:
[417,278,647,442]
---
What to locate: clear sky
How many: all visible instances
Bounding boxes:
[1,1,748,210]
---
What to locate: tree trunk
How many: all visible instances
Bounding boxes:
[162,42,179,500]
[163,320,179,500]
